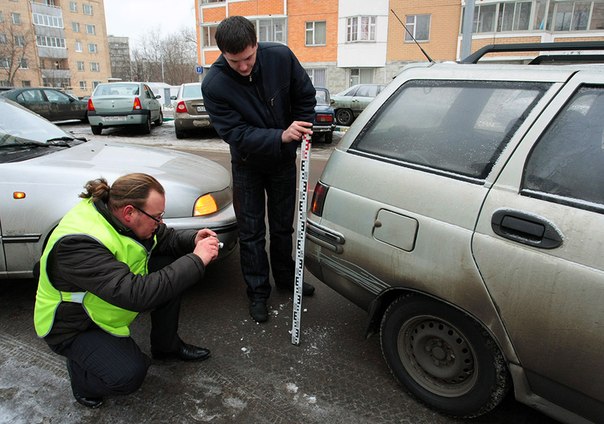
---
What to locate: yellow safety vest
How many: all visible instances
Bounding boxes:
[34,199,156,337]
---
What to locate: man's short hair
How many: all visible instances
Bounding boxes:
[215,16,257,54]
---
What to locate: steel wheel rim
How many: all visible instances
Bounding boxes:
[397,315,477,397]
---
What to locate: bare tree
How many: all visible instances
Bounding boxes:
[130,27,197,85]
[0,20,37,86]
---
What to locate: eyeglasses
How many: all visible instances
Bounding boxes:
[132,205,165,223]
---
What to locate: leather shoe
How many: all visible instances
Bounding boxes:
[276,281,315,296]
[249,301,268,323]
[152,343,211,361]
[66,359,103,409]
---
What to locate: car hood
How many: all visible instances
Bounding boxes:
[2,139,231,217]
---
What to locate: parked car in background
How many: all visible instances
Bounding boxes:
[0,87,87,122]
[312,87,335,144]
[0,96,238,280]
[173,82,211,139]
[87,82,163,135]
[331,83,385,126]
[304,42,604,424]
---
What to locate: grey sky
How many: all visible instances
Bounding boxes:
[103,0,196,44]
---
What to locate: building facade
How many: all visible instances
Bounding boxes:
[0,0,111,97]
[107,35,130,81]
[196,0,604,94]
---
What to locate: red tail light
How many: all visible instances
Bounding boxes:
[176,100,188,114]
[133,97,142,110]
[311,181,329,217]
[87,98,95,111]
[316,113,333,124]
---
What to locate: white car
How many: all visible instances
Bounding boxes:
[0,97,237,279]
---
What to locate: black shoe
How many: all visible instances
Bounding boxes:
[276,281,316,296]
[151,343,211,361]
[249,301,268,323]
[66,359,103,409]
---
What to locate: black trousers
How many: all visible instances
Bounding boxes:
[52,255,184,398]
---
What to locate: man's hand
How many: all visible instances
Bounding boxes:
[282,121,313,143]
[193,228,219,266]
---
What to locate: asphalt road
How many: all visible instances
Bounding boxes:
[0,120,560,424]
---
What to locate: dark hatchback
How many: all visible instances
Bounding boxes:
[0,87,88,122]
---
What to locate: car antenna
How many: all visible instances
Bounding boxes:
[390,8,434,63]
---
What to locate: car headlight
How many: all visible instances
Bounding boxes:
[193,188,231,216]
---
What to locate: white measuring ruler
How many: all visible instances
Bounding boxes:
[291,134,311,345]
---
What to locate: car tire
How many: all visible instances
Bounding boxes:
[336,108,354,126]
[91,125,102,135]
[324,131,333,144]
[380,294,511,418]
[175,128,186,139]
[154,110,163,126]
[141,115,151,134]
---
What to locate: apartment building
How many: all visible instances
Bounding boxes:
[196,0,604,94]
[0,0,111,97]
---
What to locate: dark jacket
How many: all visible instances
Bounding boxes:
[202,42,316,167]
[44,200,205,346]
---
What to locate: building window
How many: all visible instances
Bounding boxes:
[79,80,87,90]
[202,25,217,47]
[250,18,286,43]
[90,62,99,72]
[88,43,97,53]
[36,35,66,48]
[22,80,31,87]
[72,22,80,32]
[70,1,77,12]
[0,58,9,68]
[14,35,25,47]
[498,2,531,31]
[405,15,431,42]
[75,40,82,52]
[19,58,27,68]
[83,4,93,15]
[306,68,326,87]
[11,13,21,25]
[0,34,6,44]
[346,16,376,42]
[306,21,326,46]
[86,24,95,34]
[349,68,374,86]
[0,12,4,23]
[33,13,64,28]
[201,0,224,3]
[77,60,84,71]
[92,80,101,89]
[551,0,591,31]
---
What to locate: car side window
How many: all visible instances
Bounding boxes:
[356,86,372,97]
[523,86,604,209]
[17,90,44,103]
[43,90,70,104]
[352,80,549,180]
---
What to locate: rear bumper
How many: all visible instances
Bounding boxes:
[175,115,212,130]
[88,110,148,127]
[313,124,336,133]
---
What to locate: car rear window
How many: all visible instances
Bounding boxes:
[351,80,550,181]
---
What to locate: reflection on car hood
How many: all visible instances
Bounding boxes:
[4,139,230,216]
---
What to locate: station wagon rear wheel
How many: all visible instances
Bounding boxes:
[380,295,510,418]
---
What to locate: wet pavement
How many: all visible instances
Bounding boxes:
[0,121,559,424]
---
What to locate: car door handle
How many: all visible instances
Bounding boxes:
[491,209,563,249]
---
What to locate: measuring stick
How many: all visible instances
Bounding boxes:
[291,133,311,345]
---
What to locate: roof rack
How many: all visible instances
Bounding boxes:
[461,41,604,64]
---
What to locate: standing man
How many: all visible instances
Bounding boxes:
[202,16,316,323]
[34,173,220,408]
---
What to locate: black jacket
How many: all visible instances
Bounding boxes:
[202,42,316,167]
[44,200,205,346]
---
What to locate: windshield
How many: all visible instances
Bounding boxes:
[182,84,202,99]
[94,83,140,96]
[0,99,75,147]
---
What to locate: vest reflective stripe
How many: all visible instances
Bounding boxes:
[62,292,86,303]
[34,199,156,338]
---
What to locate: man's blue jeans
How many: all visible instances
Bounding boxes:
[232,160,297,302]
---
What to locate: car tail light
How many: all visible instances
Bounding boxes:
[87,98,95,111]
[311,181,329,217]
[176,100,188,114]
[316,113,333,124]
[133,97,142,110]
